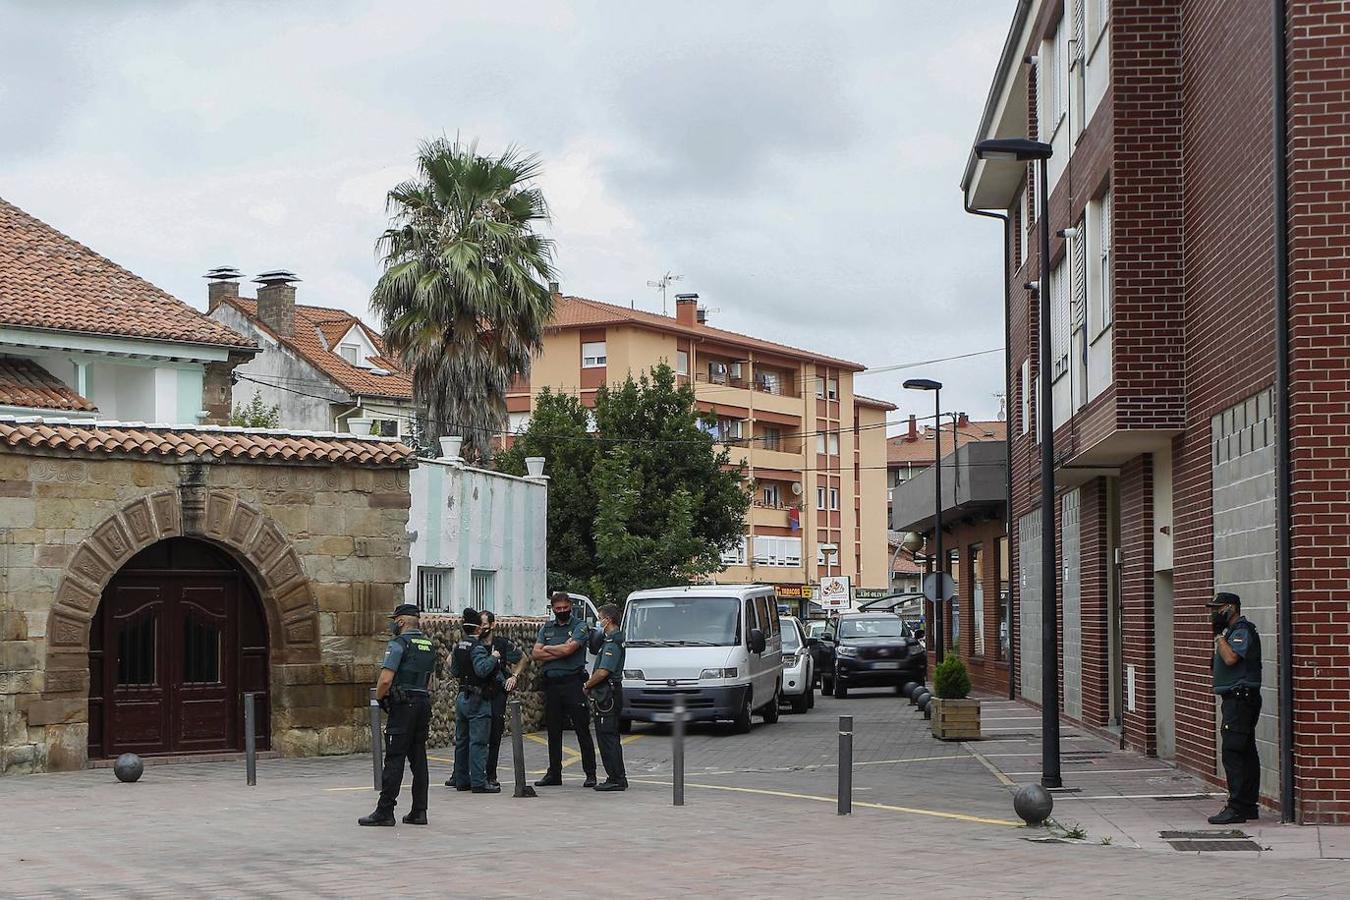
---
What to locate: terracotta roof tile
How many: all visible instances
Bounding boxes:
[553,295,865,370]
[854,393,898,411]
[0,417,414,466]
[0,357,97,412]
[0,197,256,349]
[225,298,413,400]
[887,419,1007,465]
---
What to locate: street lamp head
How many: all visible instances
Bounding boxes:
[974,137,1054,162]
[903,378,943,392]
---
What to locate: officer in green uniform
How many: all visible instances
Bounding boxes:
[530,592,598,787]
[359,603,435,827]
[583,603,628,791]
[482,610,527,789]
[1207,591,1263,825]
[450,607,504,793]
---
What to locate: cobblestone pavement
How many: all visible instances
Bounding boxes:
[3,687,1348,899]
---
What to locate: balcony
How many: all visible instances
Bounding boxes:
[750,502,796,528]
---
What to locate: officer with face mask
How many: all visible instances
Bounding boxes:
[1207,591,1263,825]
[450,607,504,793]
[359,603,435,826]
[583,603,628,791]
[530,592,598,787]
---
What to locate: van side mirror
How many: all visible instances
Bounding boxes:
[749,628,766,654]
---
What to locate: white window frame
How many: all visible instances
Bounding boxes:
[826,378,839,401]
[1020,359,1031,436]
[815,434,826,455]
[815,376,826,399]
[829,488,840,511]
[508,412,531,434]
[761,426,781,451]
[676,350,689,376]
[581,341,607,368]
[1098,190,1113,334]
[817,486,827,510]
[827,432,840,456]
[339,344,360,365]
[1050,259,1070,383]
[470,569,496,612]
[721,536,748,567]
[754,536,802,568]
[762,483,782,508]
[417,566,453,613]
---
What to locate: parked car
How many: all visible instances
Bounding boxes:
[819,612,926,699]
[778,616,815,713]
[620,585,783,734]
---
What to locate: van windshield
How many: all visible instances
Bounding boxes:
[625,597,742,647]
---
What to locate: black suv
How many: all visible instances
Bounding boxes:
[819,612,926,699]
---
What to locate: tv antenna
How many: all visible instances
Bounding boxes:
[647,271,683,315]
[994,391,1007,421]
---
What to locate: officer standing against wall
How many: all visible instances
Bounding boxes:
[584,603,628,792]
[451,607,504,793]
[1207,591,1264,825]
[531,592,598,787]
[359,603,435,827]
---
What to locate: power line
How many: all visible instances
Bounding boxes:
[857,347,1005,375]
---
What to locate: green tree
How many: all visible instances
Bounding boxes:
[371,138,556,462]
[229,390,281,428]
[498,364,750,604]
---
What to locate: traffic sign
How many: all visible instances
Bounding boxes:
[922,573,957,602]
[819,576,852,610]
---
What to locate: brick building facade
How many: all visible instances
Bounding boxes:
[963,0,1350,823]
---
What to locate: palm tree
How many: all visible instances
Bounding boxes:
[372,138,556,461]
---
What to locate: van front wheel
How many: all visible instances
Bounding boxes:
[731,692,753,734]
[760,686,780,724]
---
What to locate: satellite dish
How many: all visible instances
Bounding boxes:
[791,482,804,496]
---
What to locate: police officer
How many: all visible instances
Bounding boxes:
[1207,591,1263,825]
[482,610,527,790]
[583,603,628,792]
[531,592,598,787]
[450,607,504,793]
[359,603,435,827]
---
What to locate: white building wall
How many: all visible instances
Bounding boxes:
[406,458,548,618]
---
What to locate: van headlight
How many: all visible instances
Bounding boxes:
[623,669,645,680]
[836,646,859,658]
[699,667,738,680]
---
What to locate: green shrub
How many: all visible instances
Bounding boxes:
[933,655,972,700]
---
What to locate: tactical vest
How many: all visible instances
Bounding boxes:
[393,632,435,692]
[453,640,498,697]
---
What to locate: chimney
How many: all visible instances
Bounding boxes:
[906,414,918,442]
[958,412,970,428]
[548,280,560,294]
[254,270,300,338]
[675,292,700,327]
[204,266,241,313]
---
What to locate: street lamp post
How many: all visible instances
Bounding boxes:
[974,137,1060,789]
[903,378,944,663]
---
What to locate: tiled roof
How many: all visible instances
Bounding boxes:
[854,393,898,411]
[0,197,256,349]
[0,357,97,412]
[223,298,413,401]
[888,419,1007,466]
[552,295,865,370]
[0,417,414,466]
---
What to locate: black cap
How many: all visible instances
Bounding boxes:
[461,607,482,627]
[389,603,419,618]
[1206,591,1241,608]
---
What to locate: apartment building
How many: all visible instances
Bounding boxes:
[964,0,1350,823]
[511,291,894,609]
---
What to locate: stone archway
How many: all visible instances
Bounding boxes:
[42,489,321,701]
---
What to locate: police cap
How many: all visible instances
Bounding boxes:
[1206,591,1241,608]
[389,603,420,618]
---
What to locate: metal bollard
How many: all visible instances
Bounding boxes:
[509,700,537,798]
[243,692,257,786]
[369,688,383,791]
[672,695,686,807]
[838,714,853,815]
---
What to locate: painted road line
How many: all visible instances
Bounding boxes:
[679,755,972,777]
[428,756,454,764]
[325,786,376,792]
[962,742,1015,788]
[628,779,1020,828]
[1054,792,1227,801]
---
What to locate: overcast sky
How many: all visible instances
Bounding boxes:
[2,0,1012,427]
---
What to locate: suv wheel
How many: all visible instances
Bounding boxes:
[833,671,849,699]
[821,673,834,695]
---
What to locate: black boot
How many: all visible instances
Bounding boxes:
[358,810,396,827]
[594,780,628,792]
[402,810,427,825]
[471,784,502,794]
[534,772,562,787]
[582,774,598,788]
[1207,807,1247,825]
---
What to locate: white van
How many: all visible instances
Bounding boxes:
[619,585,783,734]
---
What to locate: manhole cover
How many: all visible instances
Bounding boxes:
[1159,830,1247,839]
[994,732,1040,740]
[1166,840,1261,852]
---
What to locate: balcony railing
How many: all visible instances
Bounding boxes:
[696,371,800,398]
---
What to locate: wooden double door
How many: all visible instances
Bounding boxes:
[88,539,270,759]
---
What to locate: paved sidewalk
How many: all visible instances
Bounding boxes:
[967,695,1350,858]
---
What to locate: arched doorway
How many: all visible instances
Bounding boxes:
[87,538,271,759]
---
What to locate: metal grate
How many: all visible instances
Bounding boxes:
[1154,795,1225,803]
[1166,840,1261,852]
[1159,830,1247,839]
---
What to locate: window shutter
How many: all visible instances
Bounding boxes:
[1072,224,1087,330]
[1072,0,1086,66]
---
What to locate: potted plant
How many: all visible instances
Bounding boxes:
[930,656,980,740]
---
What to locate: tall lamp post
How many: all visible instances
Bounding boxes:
[903,378,945,663]
[974,136,1059,789]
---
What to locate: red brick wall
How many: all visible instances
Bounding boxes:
[1078,479,1111,727]
[1119,455,1155,754]
[950,518,1011,697]
[1286,0,1350,824]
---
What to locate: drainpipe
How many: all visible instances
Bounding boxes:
[966,202,1017,702]
[1271,0,1295,824]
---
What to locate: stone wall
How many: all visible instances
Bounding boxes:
[0,450,412,774]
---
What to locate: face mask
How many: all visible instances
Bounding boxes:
[1211,608,1230,635]
[389,620,403,637]
[555,609,571,625]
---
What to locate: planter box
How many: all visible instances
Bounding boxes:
[930,698,981,741]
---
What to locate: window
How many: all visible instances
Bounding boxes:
[815,376,825,399]
[716,418,744,442]
[755,370,781,395]
[827,432,840,456]
[1015,187,1028,270]
[996,536,1010,661]
[1020,359,1032,436]
[417,567,453,613]
[761,426,781,451]
[676,350,689,376]
[720,536,748,567]
[826,378,839,400]
[815,434,826,455]
[339,344,360,365]
[817,486,826,510]
[581,341,607,368]
[1098,190,1113,331]
[970,543,985,656]
[753,536,802,567]
[1070,0,1087,140]
[370,418,398,437]
[471,570,496,612]
[1050,259,1070,381]
[762,483,782,508]
[829,488,840,511]
[1089,0,1110,43]
[508,412,531,434]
